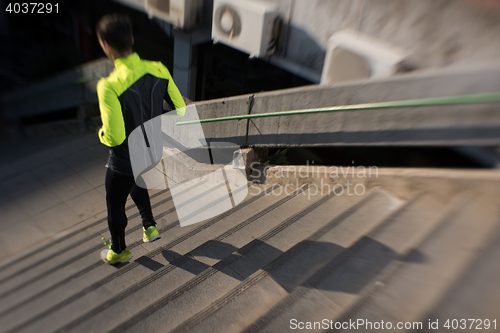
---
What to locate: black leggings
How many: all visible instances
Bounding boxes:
[105,168,156,253]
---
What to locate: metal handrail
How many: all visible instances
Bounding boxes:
[176,92,500,126]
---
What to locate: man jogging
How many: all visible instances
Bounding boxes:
[96,13,186,264]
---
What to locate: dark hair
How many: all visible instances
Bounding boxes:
[96,13,133,53]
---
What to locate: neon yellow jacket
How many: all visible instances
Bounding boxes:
[97,53,186,175]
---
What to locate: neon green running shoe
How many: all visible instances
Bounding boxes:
[100,238,132,264]
[143,226,160,243]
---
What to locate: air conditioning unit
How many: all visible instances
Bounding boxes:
[212,0,280,58]
[145,0,204,29]
[321,29,408,85]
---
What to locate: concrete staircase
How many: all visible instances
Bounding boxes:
[0,172,498,333]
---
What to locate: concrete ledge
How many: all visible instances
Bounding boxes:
[1,58,113,119]
[264,165,500,201]
[140,146,248,190]
[233,147,269,179]
[194,62,500,147]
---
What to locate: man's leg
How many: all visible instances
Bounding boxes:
[130,181,156,230]
[105,168,135,253]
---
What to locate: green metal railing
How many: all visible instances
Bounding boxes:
[176,92,500,126]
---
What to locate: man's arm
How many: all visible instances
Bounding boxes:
[164,79,187,117]
[97,79,126,147]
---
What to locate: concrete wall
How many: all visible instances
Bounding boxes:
[108,0,500,88]
[192,62,500,147]
[1,58,114,119]
[283,0,500,76]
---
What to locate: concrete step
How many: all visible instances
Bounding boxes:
[1,184,304,333]
[242,191,452,332]
[416,222,500,332]
[0,164,215,282]
[0,175,244,305]
[0,182,267,329]
[336,194,500,333]
[0,188,178,316]
[37,185,315,333]
[170,189,403,333]
[71,187,389,333]
[0,188,176,312]
[0,188,170,283]
[2,163,494,333]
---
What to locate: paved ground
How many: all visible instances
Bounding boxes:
[0,132,110,264]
